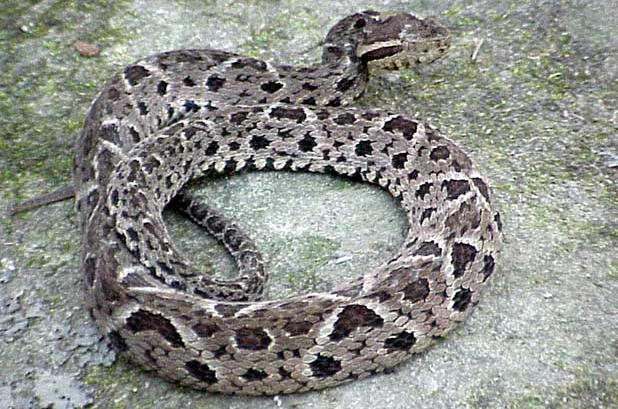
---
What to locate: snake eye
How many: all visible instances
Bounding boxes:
[354,18,366,29]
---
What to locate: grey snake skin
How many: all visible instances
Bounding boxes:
[71,11,503,394]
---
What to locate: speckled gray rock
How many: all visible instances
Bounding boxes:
[1,1,616,408]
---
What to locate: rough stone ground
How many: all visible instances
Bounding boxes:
[1,1,616,408]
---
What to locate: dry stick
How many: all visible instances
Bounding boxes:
[471,38,484,62]
[9,185,75,216]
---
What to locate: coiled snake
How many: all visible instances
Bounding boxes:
[70,10,503,394]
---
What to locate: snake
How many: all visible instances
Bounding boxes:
[70,10,503,395]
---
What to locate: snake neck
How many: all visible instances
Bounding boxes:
[315,12,374,105]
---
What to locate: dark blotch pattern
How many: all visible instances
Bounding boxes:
[138,101,148,115]
[100,123,120,144]
[326,97,341,107]
[324,46,344,60]
[368,290,392,302]
[230,111,248,124]
[430,146,450,161]
[495,213,503,231]
[242,368,268,382]
[298,134,317,152]
[333,112,356,125]
[355,140,373,156]
[183,100,200,113]
[472,177,490,202]
[420,207,435,224]
[235,327,272,350]
[442,179,470,200]
[392,152,408,169]
[451,243,477,278]
[170,49,205,63]
[415,182,432,199]
[402,278,429,303]
[384,331,416,351]
[250,135,271,150]
[107,330,128,352]
[261,80,284,93]
[129,127,140,143]
[283,320,314,336]
[107,87,120,100]
[278,367,292,379]
[213,344,228,358]
[310,354,342,378]
[157,80,168,95]
[362,111,380,121]
[453,288,472,311]
[303,82,318,91]
[206,74,226,91]
[186,360,217,384]
[302,96,316,105]
[336,77,355,92]
[126,309,184,348]
[483,255,495,280]
[124,65,150,85]
[223,229,242,251]
[222,158,238,174]
[383,116,417,139]
[214,303,244,317]
[205,141,219,156]
[231,58,267,71]
[415,241,441,257]
[192,322,219,338]
[205,214,224,232]
[183,126,197,139]
[125,227,139,243]
[270,106,307,123]
[330,304,384,341]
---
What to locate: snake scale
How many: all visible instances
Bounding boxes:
[72,11,503,394]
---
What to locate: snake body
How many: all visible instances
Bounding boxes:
[73,11,502,394]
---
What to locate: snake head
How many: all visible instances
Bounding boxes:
[354,11,451,70]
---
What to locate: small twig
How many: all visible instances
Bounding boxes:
[9,185,74,216]
[471,38,484,62]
